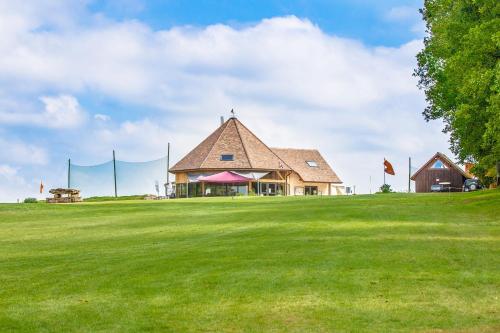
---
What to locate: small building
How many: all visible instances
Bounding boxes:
[410,152,472,192]
[169,116,344,197]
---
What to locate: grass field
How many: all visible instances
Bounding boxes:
[1,191,499,332]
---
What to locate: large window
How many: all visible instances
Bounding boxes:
[188,183,203,197]
[176,183,187,198]
[252,182,284,196]
[205,183,248,196]
[305,186,318,195]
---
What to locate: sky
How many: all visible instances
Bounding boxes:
[0,0,453,202]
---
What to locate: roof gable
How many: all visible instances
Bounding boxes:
[201,119,252,169]
[170,118,291,172]
[272,148,342,183]
[169,120,229,172]
[410,152,472,180]
[236,120,290,170]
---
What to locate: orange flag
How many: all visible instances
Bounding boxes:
[39,181,44,194]
[384,159,395,175]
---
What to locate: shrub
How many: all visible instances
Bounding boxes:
[23,198,38,203]
[378,184,392,193]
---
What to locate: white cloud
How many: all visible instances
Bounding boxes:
[39,95,86,128]
[0,94,86,128]
[94,114,111,121]
[0,137,48,165]
[385,6,418,22]
[0,4,452,199]
[385,6,426,39]
[0,164,34,203]
[0,164,19,179]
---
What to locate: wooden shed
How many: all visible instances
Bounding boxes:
[410,152,472,192]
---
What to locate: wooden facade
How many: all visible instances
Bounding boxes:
[411,152,471,193]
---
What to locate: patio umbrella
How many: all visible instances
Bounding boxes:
[198,171,252,183]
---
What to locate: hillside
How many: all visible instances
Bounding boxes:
[0,191,499,332]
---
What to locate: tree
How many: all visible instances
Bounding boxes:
[415,0,500,184]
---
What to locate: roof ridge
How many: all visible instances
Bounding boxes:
[272,147,317,151]
[235,119,292,170]
[199,119,230,168]
[234,119,253,168]
[436,152,471,178]
[411,152,471,179]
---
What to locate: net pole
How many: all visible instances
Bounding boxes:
[68,158,71,189]
[113,150,117,197]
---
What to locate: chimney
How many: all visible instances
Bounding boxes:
[220,116,224,125]
[465,162,475,176]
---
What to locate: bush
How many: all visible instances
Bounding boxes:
[378,184,393,193]
[23,198,38,203]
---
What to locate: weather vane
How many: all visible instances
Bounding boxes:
[230,108,235,118]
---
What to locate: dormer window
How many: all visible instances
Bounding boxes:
[306,160,318,167]
[220,154,234,161]
[431,160,447,169]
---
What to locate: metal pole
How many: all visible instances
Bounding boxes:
[166,142,170,197]
[383,158,386,186]
[369,175,372,194]
[113,150,117,197]
[408,157,411,193]
[68,158,71,188]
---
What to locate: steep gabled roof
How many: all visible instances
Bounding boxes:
[410,152,472,180]
[170,118,291,172]
[272,148,342,183]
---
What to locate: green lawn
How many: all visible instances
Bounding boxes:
[1,191,499,332]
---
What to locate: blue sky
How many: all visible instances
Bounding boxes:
[91,0,423,46]
[0,0,452,201]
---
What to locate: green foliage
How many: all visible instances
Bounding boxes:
[0,192,499,331]
[415,0,500,180]
[378,184,393,193]
[23,197,38,203]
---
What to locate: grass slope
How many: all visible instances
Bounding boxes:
[0,191,499,332]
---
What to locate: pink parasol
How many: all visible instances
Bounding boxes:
[198,171,252,183]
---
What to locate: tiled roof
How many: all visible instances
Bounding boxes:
[170,118,291,172]
[272,148,342,183]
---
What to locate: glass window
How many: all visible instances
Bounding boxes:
[431,160,447,169]
[306,160,318,167]
[220,154,234,161]
[305,186,318,195]
[176,183,187,198]
[204,183,248,196]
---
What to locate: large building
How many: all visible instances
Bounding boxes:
[170,116,344,197]
[411,152,472,192]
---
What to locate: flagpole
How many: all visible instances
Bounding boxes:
[383,158,386,186]
[408,157,411,193]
